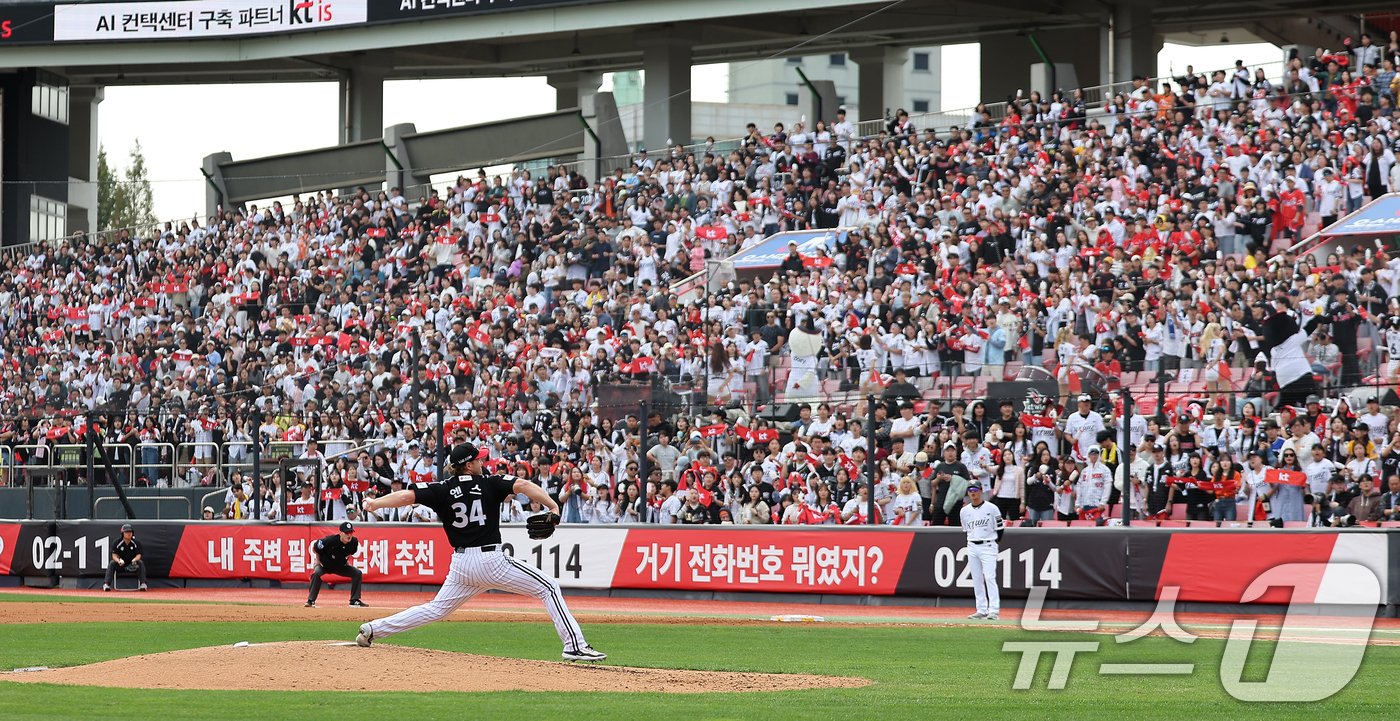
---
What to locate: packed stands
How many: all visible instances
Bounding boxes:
[7,42,1400,530]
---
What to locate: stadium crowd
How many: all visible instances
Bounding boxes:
[7,40,1400,529]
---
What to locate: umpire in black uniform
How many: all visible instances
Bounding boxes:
[305,521,368,608]
[103,524,148,591]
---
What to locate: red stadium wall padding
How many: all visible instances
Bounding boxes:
[1155,532,1389,604]
[0,522,1391,605]
[0,523,19,575]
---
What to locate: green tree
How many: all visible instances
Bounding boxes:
[96,144,121,232]
[96,139,158,233]
[123,140,157,230]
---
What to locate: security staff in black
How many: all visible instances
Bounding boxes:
[355,442,605,661]
[103,524,147,591]
[305,521,367,608]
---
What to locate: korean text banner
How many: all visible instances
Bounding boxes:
[54,0,366,41]
[0,522,1391,606]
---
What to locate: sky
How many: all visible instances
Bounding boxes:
[98,41,1282,222]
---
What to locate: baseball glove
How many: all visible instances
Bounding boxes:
[526,512,560,540]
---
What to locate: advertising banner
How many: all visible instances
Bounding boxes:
[729,230,844,271]
[365,0,608,23]
[0,522,1390,605]
[53,0,365,40]
[1322,195,1400,237]
[615,527,913,595]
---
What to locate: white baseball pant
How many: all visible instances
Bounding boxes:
[967,541,999,615]
[364,546,590,652]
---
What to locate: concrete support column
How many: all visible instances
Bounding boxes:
[850,47,908,123]
[547,71,603,111]
[1113,0,1156,83]
[202,152,232,220]
[339,64,385,145]
[980,30,1105,107]
[67,86,102,236]
[1099,15,1113,88]
[798,79,839,126]
[384,123,431,194]
[637,28,697,151]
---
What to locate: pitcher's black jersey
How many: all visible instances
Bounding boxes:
[412,474,520,547]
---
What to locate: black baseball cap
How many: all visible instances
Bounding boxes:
[339,522,355,534]
[121,524,133,532]
[449,443,481,465]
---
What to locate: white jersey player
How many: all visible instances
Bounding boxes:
[960,482,1005,620]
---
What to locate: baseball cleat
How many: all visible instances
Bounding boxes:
[356,623,374,648]
[968,612,987,619]
[304,601,316,608]
[562,646,606,662]
[986,613,1000,620]
[349,600,369,607]
[102,584,112,592]
[139,584,148,592]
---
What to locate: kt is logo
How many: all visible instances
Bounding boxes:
[289,0,336,24]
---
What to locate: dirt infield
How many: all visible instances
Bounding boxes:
[2,641,871,693]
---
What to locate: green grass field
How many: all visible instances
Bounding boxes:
[1,602,1398,720]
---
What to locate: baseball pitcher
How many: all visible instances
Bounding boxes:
[355,442,605,661]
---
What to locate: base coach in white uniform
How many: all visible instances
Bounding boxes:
[356,442,605,661]
[961,481,1005,620]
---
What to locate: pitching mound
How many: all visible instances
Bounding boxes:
[3,641,871,694]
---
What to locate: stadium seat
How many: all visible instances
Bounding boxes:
[1169,504,1187,520]
[1186,520,1217,527]
[1220,521,1249,528]
[1157,521,1187,527]
[1068,520,1099,527]
[1235,504,1249,519]
[1358,336,1373,369]
[1129,520,1159,527]
[1283,521,1308,528]
[1381,522,1400,528]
